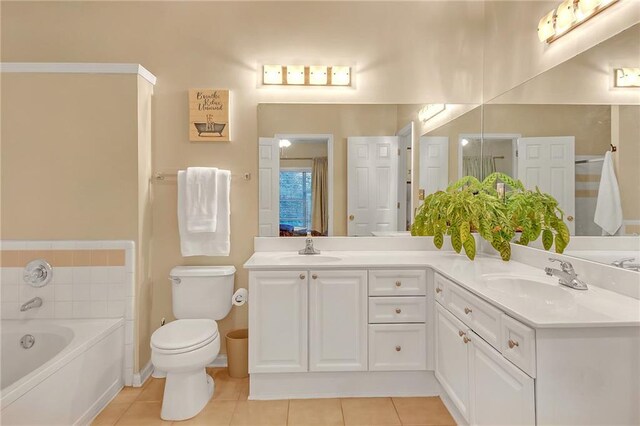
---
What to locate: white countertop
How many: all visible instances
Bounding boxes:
[244,251,640,329]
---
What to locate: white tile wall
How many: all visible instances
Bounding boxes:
[0,240,136,386]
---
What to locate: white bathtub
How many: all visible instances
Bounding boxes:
[1,319,124,425]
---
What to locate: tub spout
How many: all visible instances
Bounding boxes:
[20,297,43,312]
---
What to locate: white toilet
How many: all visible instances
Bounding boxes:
[150,265,236,421]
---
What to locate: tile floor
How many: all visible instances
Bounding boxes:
[92,368,457,426]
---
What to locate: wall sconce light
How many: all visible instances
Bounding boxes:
[262,65,352,86]
[614,68,640,87]
[418,104,446,122]
[537,0,620,44]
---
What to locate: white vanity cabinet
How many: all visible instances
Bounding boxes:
[309,270,368,371]
[248,270,309,373]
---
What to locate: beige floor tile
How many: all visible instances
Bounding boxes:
[230,400,289,425]
[178,400,237,426]
[212,369,246,401]
[111,386,143,404]
[115,402,171,426]
[340,398,401,426]
[92,402,131,425]
[391,397,456,426]
[137,379,166,402]
[288,398,344,426]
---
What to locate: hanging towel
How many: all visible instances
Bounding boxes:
[178,169,231,256]
[594,151,623,235]
[186,167,218,233]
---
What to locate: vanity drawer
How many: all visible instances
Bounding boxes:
[368,324,427,371]
[445,279,502,349]
[434,273,447,304]
[369,270,427,296]
[500,314,536,377]
[368,297,426,323]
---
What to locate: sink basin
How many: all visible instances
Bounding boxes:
[480,275,573,307]
[279,255,342,264]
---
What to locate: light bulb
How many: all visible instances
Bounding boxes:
[263,65,283,85]
[286,65,305,85]
[309,66,328,85]
[537,10,556,42]
[555,0,576,35]
[331,66,351,86]
[461,139,470,147]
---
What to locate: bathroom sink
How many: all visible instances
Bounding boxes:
[279,255,342,264]
[480,275,573,307]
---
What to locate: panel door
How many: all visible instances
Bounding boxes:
[309,270,368,371]
[517,136,575,234]
[347,136,399,236]
[419,136,449,198]
[249,270,308,373]
[469,330,535,426]
[435,303,471,422]
[258,137,280,236]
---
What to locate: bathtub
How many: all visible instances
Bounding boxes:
[1,318,124,425]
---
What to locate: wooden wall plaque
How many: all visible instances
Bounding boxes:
[188,89,230,142]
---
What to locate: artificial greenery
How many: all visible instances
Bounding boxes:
[411,172,570,261]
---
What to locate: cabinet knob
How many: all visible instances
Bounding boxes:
[395,308,402,314]
[395,281,402,287]
[567,215,574,222]
[435,287,442,293]
[312,274,318,280]
[395,345,402,352]
[458,330,466,337]
[463,336,471,344]
[299,274,306,280]
[464,307,472,314]
[508,339,519,349]
[349,214,355,221]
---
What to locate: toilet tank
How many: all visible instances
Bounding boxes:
[170,266,236,320]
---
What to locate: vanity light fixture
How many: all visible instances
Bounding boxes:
[262,65,352,86]
[461,138,470,147]
[614,68,640,88]
[418,104,446,122]
[537,0,620,44]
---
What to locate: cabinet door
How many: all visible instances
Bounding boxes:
[435,303,470,422]
[469,330,535,426]
[249,270,308,373]
[309,270,368,371]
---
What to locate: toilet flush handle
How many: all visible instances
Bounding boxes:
[169,277,181,285]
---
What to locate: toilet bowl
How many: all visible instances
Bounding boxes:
[150,266,236,421]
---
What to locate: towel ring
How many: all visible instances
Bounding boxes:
[610,144,617,152]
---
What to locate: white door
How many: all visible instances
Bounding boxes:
[517,137,575,234]
[258,137,279,237]
[309,270,368,371]
[469,330,535,426]
[249,271,308,373]
[435,303,471,422]
[397,123,413,230]
[347,136,399,236]
[420,136,449,197]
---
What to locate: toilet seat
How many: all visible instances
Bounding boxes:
[151,319,218,355]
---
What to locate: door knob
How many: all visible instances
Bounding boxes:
[395,281,402,287]
[395,345,402,352]
[567,215,574,222]
[464,307,472,314]
[463,336,471,344]
[299,274,306,280]
[435,287,442,293]
[312,274,318,280]
[395,308,402,314]
[349,215,355,221]
[508,339,519,349]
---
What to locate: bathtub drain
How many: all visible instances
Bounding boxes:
[20,334,35,349]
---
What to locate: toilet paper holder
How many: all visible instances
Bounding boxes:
[232,288,248,306]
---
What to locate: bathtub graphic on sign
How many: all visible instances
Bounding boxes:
[188,89,230,142]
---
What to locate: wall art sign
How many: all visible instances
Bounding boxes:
[188,89,230,142]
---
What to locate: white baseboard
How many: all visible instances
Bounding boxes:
[209,354,228,368]
[133,359,154,387]
[439,389,468,426]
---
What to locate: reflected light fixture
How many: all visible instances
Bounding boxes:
[262,65,352,86]
[461,138,470,147]
[418,104,446,122]
[537,0,620,44]
[279,139,292,148]
[614,68,640,88]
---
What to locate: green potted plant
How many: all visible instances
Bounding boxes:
[411,172,570,261]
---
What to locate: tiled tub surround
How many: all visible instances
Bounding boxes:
[0,240,136,385]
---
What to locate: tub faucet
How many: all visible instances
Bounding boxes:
[544,258,588,290]
[299,232,321,255]
[20,297,43,312]
[611,258,640,271]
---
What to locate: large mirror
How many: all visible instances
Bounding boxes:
[257,103,481,237]
[482,23,640,269]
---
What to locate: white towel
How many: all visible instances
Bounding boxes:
[594,151,623,236]
[178,169,231,256]
[186,167,218,233]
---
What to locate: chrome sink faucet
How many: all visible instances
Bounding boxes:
[611,258,640,271]
[20,297,43,312]
[299,232,321,255]
[545,258,588,290]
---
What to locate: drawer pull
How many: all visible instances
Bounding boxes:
[463,336,471,344]
[508,339,519,349]
[395,345,402,352]
[395,281,402,287]
[458,330,466,337]
[435,287,442,293]
[299,274,306,280]
[395,308,402,314]
[312,274,318,280]
[464,307,473,314]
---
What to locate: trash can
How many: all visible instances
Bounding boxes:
[225,329,248,378]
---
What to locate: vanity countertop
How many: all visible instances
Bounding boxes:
[244,250,640,329]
